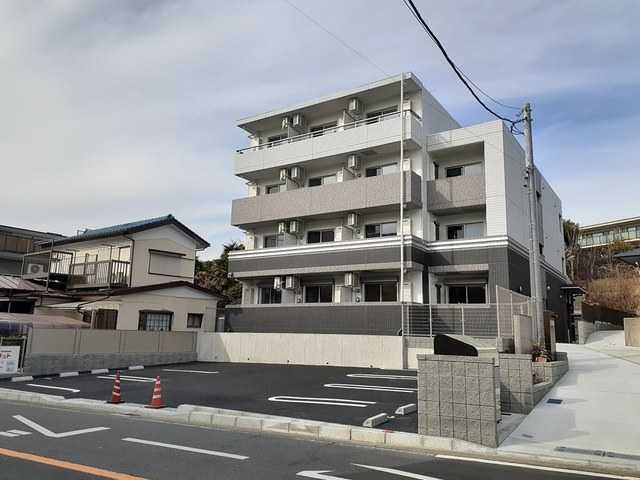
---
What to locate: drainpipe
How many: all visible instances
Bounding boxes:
[124,235,135,287]
[399,72,408,369]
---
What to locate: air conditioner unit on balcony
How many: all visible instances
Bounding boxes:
[347,154,361,171]
[26,263,46,276]
[279,168,289,182]
[289,220,303,235]
[289,166,304,181]
[291,113,306,131]
[277,221,289,234]
[273,276,283,289]
[344,272,360,288]
[281,116,292,130]
[347,97,363,116]
[285,275,299,290]
[346,212,360,228]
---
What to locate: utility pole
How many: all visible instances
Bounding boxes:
[523,103,544,344]
[399,72,408,369]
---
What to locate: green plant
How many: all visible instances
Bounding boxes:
[531,343,551,362]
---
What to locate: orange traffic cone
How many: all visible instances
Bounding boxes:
[146,376,165,409]
[107,371,124,404]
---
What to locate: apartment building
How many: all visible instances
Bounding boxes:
[227,74,569,339]
[0,225,64,276]
[578,216,640,249]
[18,215,220,331]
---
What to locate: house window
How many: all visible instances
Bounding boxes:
[434,163,439,180]
[307,230,335,244]
[365,106,398,124]
[138,311,173,331]
[187,313,203,328]
[447,225,464,240]
[447,223,483,240]
[445,163,482,178]
[305,285,333,303]
[364,283,397,302]
[263,234,283,249]
[267,134,287,147]
[365,222,397,238]
[448,284,486,304]
[365,163,398,177]
[266,184,282,194]
[259,287,281,304]
[434,222,440,241]
[435,284,442,304]
[308,175,337,187]
[445,166,463,178]
[309,122,337,137]
[94,309,118,329]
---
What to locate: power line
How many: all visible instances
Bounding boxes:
[402,0,522,126]
[283,0,390,78]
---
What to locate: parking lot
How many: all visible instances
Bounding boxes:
[3,362,418,432]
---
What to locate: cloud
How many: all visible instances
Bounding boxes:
[1,0,638,257]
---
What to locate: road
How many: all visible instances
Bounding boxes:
[0,399,617,479]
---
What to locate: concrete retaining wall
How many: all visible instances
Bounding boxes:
[624,317,640,347]
[198,332,403,369]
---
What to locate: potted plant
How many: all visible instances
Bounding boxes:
[531,343,550,363]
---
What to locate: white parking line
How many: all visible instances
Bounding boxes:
[27,384,80,393]
[0,432,18,438]
[97,375,155,383]
[324,383,417,393]
[347,374,417,381]
[122,437,249,460]
[6,430,31,436]
[268,396,376,408]
[353,463,443,479]
[162,369,218,374]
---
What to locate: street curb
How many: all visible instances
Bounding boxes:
[0,388,638,478]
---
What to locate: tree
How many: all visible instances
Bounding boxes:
[195,241,244,308]
[563,218,580,280]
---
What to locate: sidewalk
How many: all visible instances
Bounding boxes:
[499,341,640,465]
[583,330,640,366]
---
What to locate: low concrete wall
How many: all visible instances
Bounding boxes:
[624,317,640,347]
[197,332,403,369]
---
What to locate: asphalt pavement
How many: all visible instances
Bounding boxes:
[0,399,617,480]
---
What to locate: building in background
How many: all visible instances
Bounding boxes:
[226,73,570,340]
[0,225,64,276]
[578,216,640,249]
[14,215,219,331]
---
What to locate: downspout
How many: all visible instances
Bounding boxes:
[124,234,135,287]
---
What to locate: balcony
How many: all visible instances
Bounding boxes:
[427,174,486,214]
[67,260,130,289]
[234,111,424,178]
[231,171,422,228]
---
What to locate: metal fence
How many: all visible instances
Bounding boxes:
[404,286,533,339]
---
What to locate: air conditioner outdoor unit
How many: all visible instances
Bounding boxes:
[289,220,303,235]
[347,97,363,115]
[273,277,283,289]
[279,168,289,182]
[290,166,304,181]
[281,116,292,129]
[277,221,289,234]
[285,275,299,290]
[347,154,361,170]
[27,263,46,276]
[344,272,360,288]
[346,212,360,228]
[292,113,306,130]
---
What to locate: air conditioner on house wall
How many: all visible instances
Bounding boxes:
[289,220,303,235]
[346,213,360,228]
[347,97,363,116]
[277,222,289,234]
[347,154,361,171]
[27,263,46,276]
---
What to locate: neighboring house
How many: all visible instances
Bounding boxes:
[578,216,640,249]
[227,73,570,339]
[0,225,64,276]
[19,215,220,331]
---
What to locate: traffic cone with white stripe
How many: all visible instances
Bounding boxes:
[146,376,165,409]
[107,371,124,404]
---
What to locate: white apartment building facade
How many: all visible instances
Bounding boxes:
[227,74,570,340]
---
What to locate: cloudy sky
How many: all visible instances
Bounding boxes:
[2,0,639,258]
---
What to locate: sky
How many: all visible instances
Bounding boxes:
[2,0,639,259]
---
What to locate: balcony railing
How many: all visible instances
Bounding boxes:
[67,259,130,289]
[236,110,421,154]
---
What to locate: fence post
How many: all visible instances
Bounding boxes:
[428,302,433,337]
[461,305,465,336]
[495,285,501,339]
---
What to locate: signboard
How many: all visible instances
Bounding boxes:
[0,346,20,374]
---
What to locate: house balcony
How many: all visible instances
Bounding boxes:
[234,111,424,179]
[426,174,486,214]
[67,259,130,289]
[231,171,422,229]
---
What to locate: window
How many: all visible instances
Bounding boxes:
[448,285,486,304]
[138,311,172,331]
[266,184,282,194]
[365,106,398,124]
[307,229,335,244]
[435,284,442,304]
[309,122,337,137]
[94,309,118,329]
[259,287,281,304]
[365,222,397,238]
[447,225,464,240]
[0,234,33,253]
[364,283,397,302]
[305,285,333,303]
[267,134,287,147]
[308,175,336,187]
[187,313,203,328]
[434,222,440,241]
[434,163,439,180]
[365,163,398,177]
[263,234,282,249]
[445,163,482,178]
[445,166,463,178]
[446,223,483,240]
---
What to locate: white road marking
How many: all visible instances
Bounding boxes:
[97,375,155,383]
[353,463,442,479]
[27,384,80,393]
[347,374,417,381]
[297,470,350,479]
[13,415,110,439]
[0,432,18,438]
[162,369,218,374]
[324,383,417,393]
[435,454,638,479]
[268,396,376,408]
[6,430,31,436]
[122,437,248,460]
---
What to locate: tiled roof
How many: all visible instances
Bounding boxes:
[0,275,47,292]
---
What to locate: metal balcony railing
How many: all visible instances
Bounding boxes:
[67,259,130,288]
